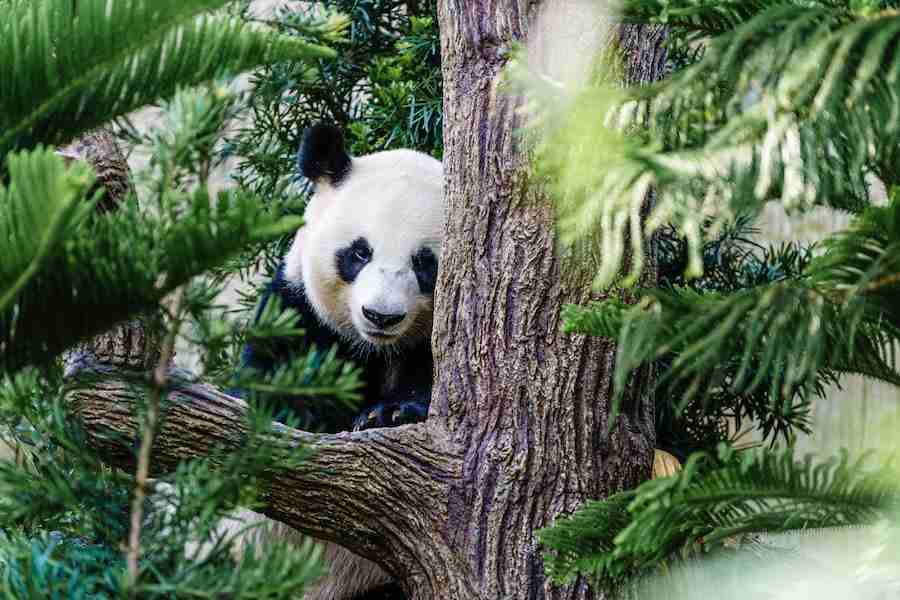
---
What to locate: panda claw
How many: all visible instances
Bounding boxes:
[352,407,383,431]
[391,400,428,425]
[351,413,369,432]
[352,401,429,431]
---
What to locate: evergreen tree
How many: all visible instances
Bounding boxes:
[9,0,897,596]
[517,0,900,594]
[0,1,363,597]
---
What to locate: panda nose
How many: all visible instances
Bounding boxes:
[362,307,405,329]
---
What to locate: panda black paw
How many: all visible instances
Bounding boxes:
[351,401,428,431]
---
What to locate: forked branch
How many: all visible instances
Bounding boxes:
[66,357,461,568]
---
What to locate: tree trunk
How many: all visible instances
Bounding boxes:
[68,7,668,600]
[427,3,664,598]
[57,129,165,370]
[56,128,134,214]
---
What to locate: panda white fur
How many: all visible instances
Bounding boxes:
[229,124,444,600]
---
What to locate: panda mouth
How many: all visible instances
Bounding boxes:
[361,329,401,344]
[366,331,397,340]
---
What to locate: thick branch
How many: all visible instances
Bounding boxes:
[66,360,461,573]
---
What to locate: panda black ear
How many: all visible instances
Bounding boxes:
[297,124,351,186]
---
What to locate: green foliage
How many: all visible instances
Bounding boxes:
[0,149,96,315]
[217,291,366,420]
[540,446,900,587]
[657,221,819,449]
[0,525,320,599]
[129,404,323,598]
[0,366,324,597]
[516,1,900,288]
[530,0,900,590]
[0,0,334,160]
[0,368,128,537]
[564,196,900,449]
[0,87,303,374]
[347,13,443,156]
[0,531,122,599]
[537,491,637,587]
[620,0,800,34]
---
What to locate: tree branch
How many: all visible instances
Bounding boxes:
[65,357,461,570]
[127,287,186,587]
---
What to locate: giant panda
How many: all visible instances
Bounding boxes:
[240,123,442,434]
[229,123,444,600]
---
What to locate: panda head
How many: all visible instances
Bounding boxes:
[284,125,444,351]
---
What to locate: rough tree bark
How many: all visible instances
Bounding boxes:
[56,129,134,214]
[429,4,664,598]
[56,129,163,371]
[68,6,668,600]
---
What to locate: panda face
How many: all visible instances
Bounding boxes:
[284,128,444,351]
[335,231,438,347]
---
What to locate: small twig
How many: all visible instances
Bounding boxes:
[865,271,900,294]
[126,287,187,592]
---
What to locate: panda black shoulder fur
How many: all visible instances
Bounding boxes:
[230,124,444,600]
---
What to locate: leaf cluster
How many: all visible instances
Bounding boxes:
[655,220,817,452]
[0,0,334,161]
[540,445,900,588]
[534,0,900,587]
[517,0,900,287]
[565,196,900,452]
[0,368,324,598]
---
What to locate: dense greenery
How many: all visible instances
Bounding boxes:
[0,1,355,597]
[0,0,445,596]
[521,0,900,594]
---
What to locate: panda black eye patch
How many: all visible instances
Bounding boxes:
[412,247,438,294]
[335,237,372,284]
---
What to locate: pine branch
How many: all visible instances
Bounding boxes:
[0,0,335,159]
[125,288,185,591]
[619,0,826,35]
[0,148,96,314]
[0,82,312,375]
[517,4,900,287]
[809,197,900,326]
[0,171,302,373]
[540,446,900,585]
[563,198,900,423]
[538,492,637,585]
